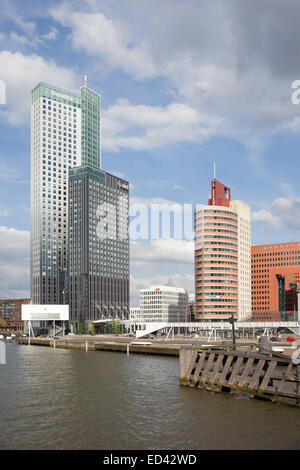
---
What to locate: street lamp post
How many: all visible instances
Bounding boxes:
[230,312,236,350]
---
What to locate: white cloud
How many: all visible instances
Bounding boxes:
[252,209,281,231]
[131,239,193,268]
[0,226,30,255]
[51,4,155,79]
[0,159,28,184]
[0,50,78,126]
[50,0,300,155]
[171,184,184,191]
[3,0,298,156]
[103,99,220,152]
[0,210,8,217]
[42,27,58,41]
[129,197,194,241]
[252,197,300,231]
[130,196,181,207]
[130,237,194,306]
[130,272,194,307]
[270,198,300,230]
[9,31,35,47]
[0,0,61,48]
[0,226,30,299]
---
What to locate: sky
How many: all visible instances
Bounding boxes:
[1,0,300,304]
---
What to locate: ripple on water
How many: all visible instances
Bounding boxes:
[1,343,300,450]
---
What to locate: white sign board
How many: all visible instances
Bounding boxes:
[21,304,69,321]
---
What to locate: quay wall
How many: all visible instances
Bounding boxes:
[16,337,180,356]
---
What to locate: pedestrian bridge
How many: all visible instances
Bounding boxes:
[133,321,300,338]
[92,319,300,339]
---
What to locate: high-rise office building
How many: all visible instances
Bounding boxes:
[68,166,130,333]
[194,179,251,321]
[251,241,300,320]
[30,81,101,304]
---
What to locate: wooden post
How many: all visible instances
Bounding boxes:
[190,351,207,388]
[179,347,197,385]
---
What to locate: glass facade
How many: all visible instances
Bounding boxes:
[30,81,129,332]
[80,86,101,169]
[30,81,101,305]
[69,167,130,332]
[31,82,82,304]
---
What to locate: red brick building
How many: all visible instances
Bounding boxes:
[251,242,300,320]
[0,299,30,331]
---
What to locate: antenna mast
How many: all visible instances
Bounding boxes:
[213,162,216,205]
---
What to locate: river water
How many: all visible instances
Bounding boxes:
[0,342,299,450]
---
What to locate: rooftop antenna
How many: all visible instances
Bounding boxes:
[84,73,87,87]
[212,162,216,205]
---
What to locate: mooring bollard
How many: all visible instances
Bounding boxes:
[292,343,300,396]
[0,340,6,365]
[258,336,271,355]
[179,347,198,385]
[127,344,130,355]
[86,341,88,352]
[53,339,56,349]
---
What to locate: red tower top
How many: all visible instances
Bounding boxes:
[208,179,231,207]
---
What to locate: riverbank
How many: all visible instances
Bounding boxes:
[16,334,298,357]
[17,336,181,356]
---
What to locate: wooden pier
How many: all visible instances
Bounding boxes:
[179,342,300,407]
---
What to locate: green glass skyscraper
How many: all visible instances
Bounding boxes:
[30,79,102,307]
[31,82,85,304]
[31,79,130,331]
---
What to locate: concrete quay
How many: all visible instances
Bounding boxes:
[16,334,298,357]
[17,335,180,356]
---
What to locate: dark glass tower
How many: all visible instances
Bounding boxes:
[68,167,130,333]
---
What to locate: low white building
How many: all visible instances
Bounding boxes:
[129,307,141,322]
[140,286,189,322]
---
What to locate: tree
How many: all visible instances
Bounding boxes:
[0,317,7,328]
[90,324,95,336]
[113,321,120,335]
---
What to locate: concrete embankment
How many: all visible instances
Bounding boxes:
[16,335,297,357]
[16,336,180,356]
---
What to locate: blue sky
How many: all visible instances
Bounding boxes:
[1,0,300,303]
